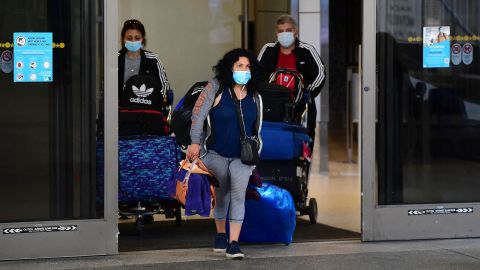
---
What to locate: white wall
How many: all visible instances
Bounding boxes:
[299,0,321,121]
[254,0,290,54]
[118,0,242,105]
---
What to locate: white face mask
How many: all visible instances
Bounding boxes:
[277,32,295,48]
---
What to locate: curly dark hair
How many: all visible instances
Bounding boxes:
[213,48,263,92]
[121,19,147,47]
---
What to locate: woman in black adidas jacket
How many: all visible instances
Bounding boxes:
[118,19,170,101]
[117,19,172,138]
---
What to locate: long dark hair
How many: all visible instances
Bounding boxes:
[121,19,147,47]
[213,48,262,92]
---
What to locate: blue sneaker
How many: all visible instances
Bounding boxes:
[213,233,228,252]
[226,241,244,259]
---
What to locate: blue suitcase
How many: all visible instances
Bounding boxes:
[118,136,182,204]
[260,121,311,160]
[97,135,182,205]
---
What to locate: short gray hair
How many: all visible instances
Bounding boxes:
[276,14,297,29]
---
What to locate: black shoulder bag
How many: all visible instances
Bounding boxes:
[229,88,260,165]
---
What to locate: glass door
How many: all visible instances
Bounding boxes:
[362,0,480,240]
[0,0,118,259]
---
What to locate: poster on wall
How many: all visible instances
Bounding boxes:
[13,32,53,82]
[423,26,450,68]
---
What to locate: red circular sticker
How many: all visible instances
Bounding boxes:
[1,50,12,62]
[452,44,461,54]
[463,44,473,54]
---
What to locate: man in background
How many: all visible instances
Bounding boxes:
[258,14,326,146]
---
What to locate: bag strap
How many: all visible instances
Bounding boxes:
[268,67,306,103]
[272,67,304,81]
[229,87,248,140]
[196,158,210,173]
[177,159,188,173]
[182,159,198,185]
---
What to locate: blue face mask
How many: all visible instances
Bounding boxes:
[277,32,295,48]
[125,40,142,52]
[232,70,251,85]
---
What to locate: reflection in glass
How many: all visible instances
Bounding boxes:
[0,0,104,222]
[377,0,480,204]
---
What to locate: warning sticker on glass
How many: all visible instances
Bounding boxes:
[13,32,53,82]
[423,26,450,68]
[462,43,473,65]
[451,43,462,65]
[1,50,13,73]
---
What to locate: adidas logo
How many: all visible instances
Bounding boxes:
[130,97,152,105]
[130,83,153,105]
[132,84,154,97]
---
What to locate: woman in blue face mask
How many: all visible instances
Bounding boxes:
[186,48,263,259]
[118,19,171,111]
[117,19,172,223]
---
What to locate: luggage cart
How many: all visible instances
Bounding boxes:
[256,121,317,224]
[257,68,317,223]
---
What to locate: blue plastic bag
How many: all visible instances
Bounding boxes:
[239,183,296,244]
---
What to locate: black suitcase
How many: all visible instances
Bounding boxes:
[119,110,169,136]
[256,159,309,208]
[257,82,293,122]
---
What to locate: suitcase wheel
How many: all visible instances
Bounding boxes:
[308,198,318,224]
[175,205,182,227]
[135,217,144,235]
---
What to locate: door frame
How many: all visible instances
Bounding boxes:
[0,0,118,259]
[361,0,480,241]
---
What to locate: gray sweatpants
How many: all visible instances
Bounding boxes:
[202,150,254,224]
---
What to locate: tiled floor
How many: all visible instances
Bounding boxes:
[301,163,360,233]
[298,127,361,233]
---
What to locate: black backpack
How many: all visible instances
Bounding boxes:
[171,81,222,150]
[119,75,170,136]
[120,74,166,111]
[268,67,305,103]
[258,67,307,124]
[257,82,292,122]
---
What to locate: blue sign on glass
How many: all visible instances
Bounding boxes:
[423,26,450,68]
[13,32,53,82]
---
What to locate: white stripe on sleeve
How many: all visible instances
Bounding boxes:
[298,42,325,90]
[257,42,277,62]
[145,52,170,93]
